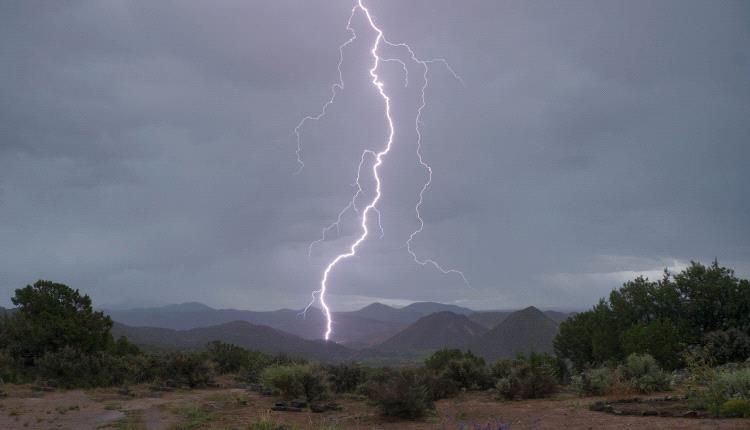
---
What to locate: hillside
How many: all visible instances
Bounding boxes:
[469,309,571,329]
[470,306,559,361]
[400,302,474,317]
[341,302,422,324]
[340,301,474,325]
[111,321,353,362]
[468,311,512,329]
[106,304,404,347]
[544,310,573,324]
[376,311,488,352]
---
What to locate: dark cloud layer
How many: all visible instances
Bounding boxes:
[1,1,748,312]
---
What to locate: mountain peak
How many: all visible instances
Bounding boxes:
[161,302,215,312]
[377,311,488,352]
[358,302,397,312]
[401,302,473,316]
[470,306,558,361]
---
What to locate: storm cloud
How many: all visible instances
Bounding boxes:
[1,0,748,311]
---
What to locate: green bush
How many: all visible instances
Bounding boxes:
[326,362,365,393]
[0,349,19,383]
[571,367,613,396]
[155,352,214,388]
[423,349,489,399]
[703,329,750,366]
[425,349,472,371]
[618,353,670,393]
[261,364,329,402]
[364,367,435,419]
[494,353,558,400]
[720,399,750,418]
[248,421,293,430]
[621,319,684,370]
[206,341,250,374]
[301,364,330,402]
[261,364,306,399]
[695,367,750,416]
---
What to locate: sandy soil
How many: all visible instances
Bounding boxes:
[0,384,747,430]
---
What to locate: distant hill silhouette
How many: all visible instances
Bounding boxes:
[401,302,474,317]
[159,302,214,312]
[340,302,422,324]
[470,306,559,361]
[376,311,488,352]
[106,301,570,356]
[468,311,513,329]
[339,301,474,325]
[111,321,353,362]
[469,309,571,329]
[106,304,404,348]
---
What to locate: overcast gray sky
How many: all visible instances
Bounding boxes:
[1,0,748,311]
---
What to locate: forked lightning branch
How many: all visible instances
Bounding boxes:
[295,0,468,341]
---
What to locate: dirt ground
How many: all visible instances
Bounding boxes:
[0,384,748,430]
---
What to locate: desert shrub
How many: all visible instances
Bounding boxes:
[703,329,750,365]
[35,347,101,387]
[494,353,558,400]
[34,347,144,388]
[617,353,670,393]
[364,367,435,419]
[206,341,298,382]
[239,352,305,384]
[489,359,512,380]
[720,399,750,418]
[154,352,213,388]
[425,348,471,371]
[110,336,141,356]
[0,349,19,383]
[249,421,293,430]
[261,364,306,399]
[301,364,331,402]
[326,362,366,393]
[571,367,614,396]
[423,349,489,398]
[694,367,750,416]
[261,364,329,401]
[206,341,250,374]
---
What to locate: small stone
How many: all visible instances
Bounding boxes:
[325,402,342,411]
[290,399,307,409]
[310,403,326,413]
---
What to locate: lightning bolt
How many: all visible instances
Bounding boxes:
[297,0,468,341]
[293,6,358,175]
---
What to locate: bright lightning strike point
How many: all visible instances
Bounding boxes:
[296,0,468,341]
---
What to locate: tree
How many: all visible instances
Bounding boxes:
[620,319,684,370]
[5,280,113,363]
[554,262,750,369]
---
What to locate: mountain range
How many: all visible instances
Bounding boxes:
[104,302,570,362]
[104,301,474,347]
[111,320,354,362]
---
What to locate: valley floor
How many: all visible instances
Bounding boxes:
[0,383,748,430]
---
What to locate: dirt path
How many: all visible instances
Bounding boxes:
[0,385,748,429]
